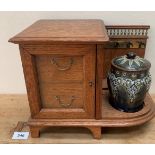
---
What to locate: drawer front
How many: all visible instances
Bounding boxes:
[36,55,83,82]
[23,44,96,119]
[39,83,84,109]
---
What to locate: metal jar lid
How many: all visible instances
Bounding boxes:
[112,52,151,72]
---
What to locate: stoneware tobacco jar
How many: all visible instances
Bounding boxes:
[107,52,151,112]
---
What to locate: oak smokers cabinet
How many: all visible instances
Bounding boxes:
[9,20,155,139]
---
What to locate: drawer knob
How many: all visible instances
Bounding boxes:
[55,96,75,108]
[51,57,73,71]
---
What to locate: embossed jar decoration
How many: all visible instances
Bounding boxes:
[107,52,151,112]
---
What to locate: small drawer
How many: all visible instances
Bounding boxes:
[36,55,83,83]
[39,83,84,109]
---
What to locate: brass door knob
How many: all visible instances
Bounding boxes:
[89,81,95,87]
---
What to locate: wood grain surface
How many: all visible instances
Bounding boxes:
[20,46,42,117]
[28,92,155,127]
[20,44,96,119]
[36,55,83,82]
[9,20,109,44]
[0,94,155,143]
[8,22,153,141]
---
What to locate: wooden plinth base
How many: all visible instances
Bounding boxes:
[29,126,102,139]
[28,93,155,139]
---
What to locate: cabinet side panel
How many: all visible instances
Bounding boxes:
[19,45,41,117]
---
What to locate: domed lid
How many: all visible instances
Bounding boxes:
[112,52,151,71]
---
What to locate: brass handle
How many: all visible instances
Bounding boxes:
[138,41,146,48]
[114,42,120,48]
[126,41,133,48]
[55,96,75,108]
[51,57,73,71]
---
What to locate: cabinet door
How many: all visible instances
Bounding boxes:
[20,45,96,119]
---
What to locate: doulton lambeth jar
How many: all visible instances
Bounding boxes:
[107,52,151,112]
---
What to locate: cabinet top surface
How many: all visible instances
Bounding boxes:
[9,19,109,44]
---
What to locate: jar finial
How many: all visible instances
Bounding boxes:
[126,52,136,59]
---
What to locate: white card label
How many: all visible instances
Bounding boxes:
[12,132,29,140]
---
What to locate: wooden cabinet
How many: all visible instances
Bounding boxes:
[9,20,155,139]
